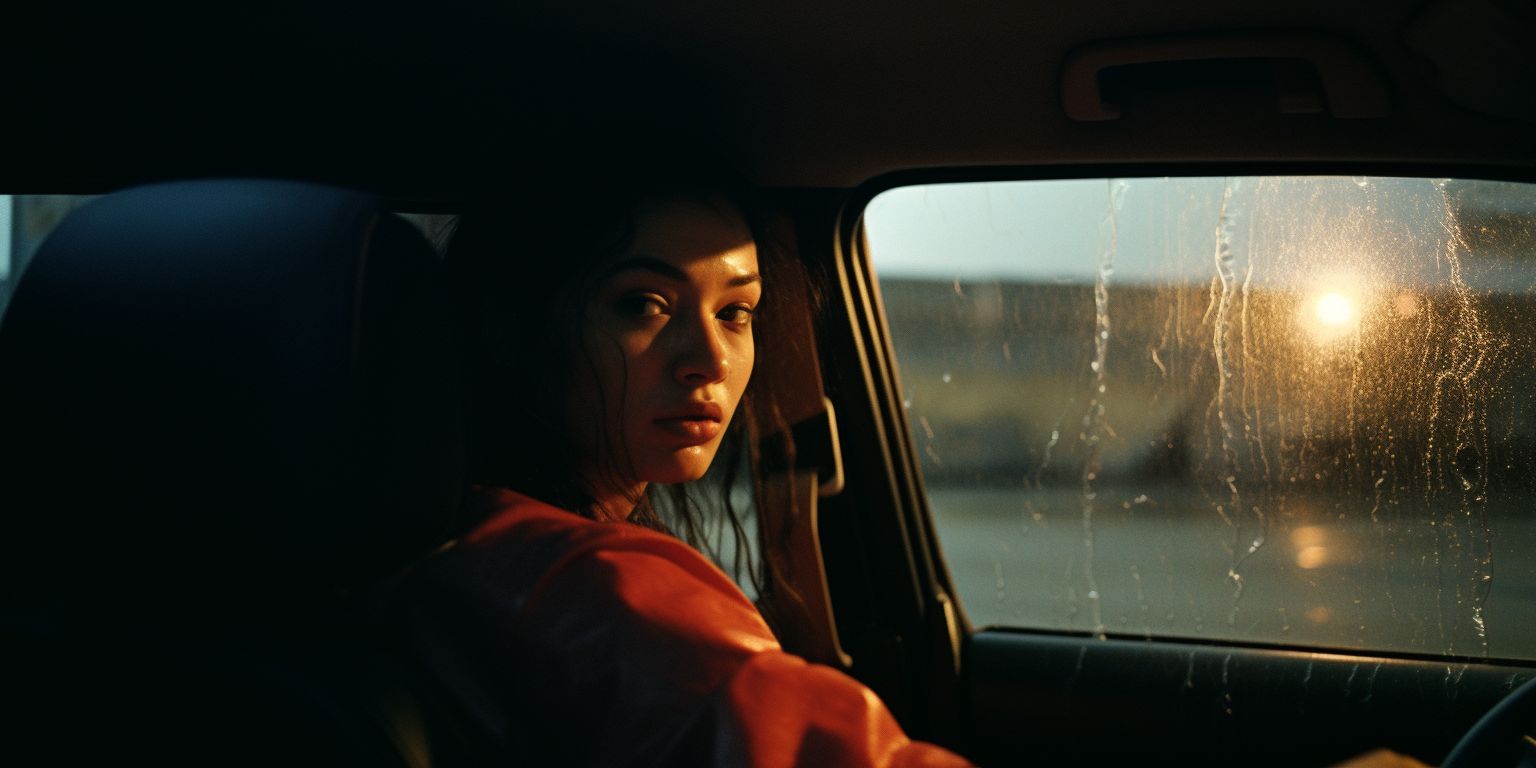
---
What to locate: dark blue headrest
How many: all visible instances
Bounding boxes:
[0,180,464,602]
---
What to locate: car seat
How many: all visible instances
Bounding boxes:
[0,180,466,766]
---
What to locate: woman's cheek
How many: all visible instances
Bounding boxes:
[724,340,753,421]
[735,337,755,385]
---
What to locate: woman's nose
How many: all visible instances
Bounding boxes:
[672,316,730,385]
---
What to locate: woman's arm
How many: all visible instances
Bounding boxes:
[511,531,972,767]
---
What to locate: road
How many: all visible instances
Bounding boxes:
[929,484,1536,660]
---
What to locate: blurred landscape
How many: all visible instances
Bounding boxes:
[872,177,1536,660]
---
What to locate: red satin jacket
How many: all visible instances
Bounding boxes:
[384,487,971,766]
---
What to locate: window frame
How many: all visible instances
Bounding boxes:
[818,162,1536,744]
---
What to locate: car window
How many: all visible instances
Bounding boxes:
[1,195,96,319]
[863,175,1536,660]
[0,196,10,283]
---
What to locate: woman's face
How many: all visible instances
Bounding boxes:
[571,196,761,512]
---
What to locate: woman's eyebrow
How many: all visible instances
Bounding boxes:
[602,256,762,288]
[601,256,687,282]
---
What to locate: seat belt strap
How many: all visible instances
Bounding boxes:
[751,250,850,668]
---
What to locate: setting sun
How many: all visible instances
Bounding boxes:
[1315,292,1355,327]
[1299,276,1371,343]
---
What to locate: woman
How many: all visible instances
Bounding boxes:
[382,174,971,766]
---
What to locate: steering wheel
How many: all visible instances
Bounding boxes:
[1441,675,1536,768]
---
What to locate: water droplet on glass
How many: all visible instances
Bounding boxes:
[941,372,952,384]
[1108,178,1130,210]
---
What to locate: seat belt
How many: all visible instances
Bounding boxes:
[751,253,851,669]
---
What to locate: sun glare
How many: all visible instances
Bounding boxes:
[1315,292,1355,327]
[1300,276,1371,343]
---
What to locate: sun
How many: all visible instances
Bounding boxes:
[1314,292,1355,327]
[1299,276,1371,343]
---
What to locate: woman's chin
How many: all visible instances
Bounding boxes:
[641,448,717,485]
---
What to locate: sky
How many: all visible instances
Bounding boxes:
[863,176,1536,294]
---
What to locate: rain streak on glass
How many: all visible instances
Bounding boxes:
[864,176,1536,660]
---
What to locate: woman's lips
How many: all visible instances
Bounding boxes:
[654,417,723,443]
[654,402,725,444]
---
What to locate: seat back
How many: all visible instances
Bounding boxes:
[0,180,466,766]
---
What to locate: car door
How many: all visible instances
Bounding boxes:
[790,170,1536,767]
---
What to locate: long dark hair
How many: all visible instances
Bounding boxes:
[446,170,794,595]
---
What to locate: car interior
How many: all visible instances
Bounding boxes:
[0,180,464,766]
[5,1,1536,766]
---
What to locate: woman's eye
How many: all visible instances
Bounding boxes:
[719,305,756,327]
[617,294,667,318]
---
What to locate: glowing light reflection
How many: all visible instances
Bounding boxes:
[1315,293,1354,326]
[1290,525,1330,569]
[1299,274,1372,343]
[1296,545,1329,569]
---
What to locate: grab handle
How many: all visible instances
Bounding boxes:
[1061,32,1391,121]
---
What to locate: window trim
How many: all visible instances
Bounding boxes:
[833,161,1536,671]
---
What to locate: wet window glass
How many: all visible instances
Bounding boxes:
[864,176,1536,659]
